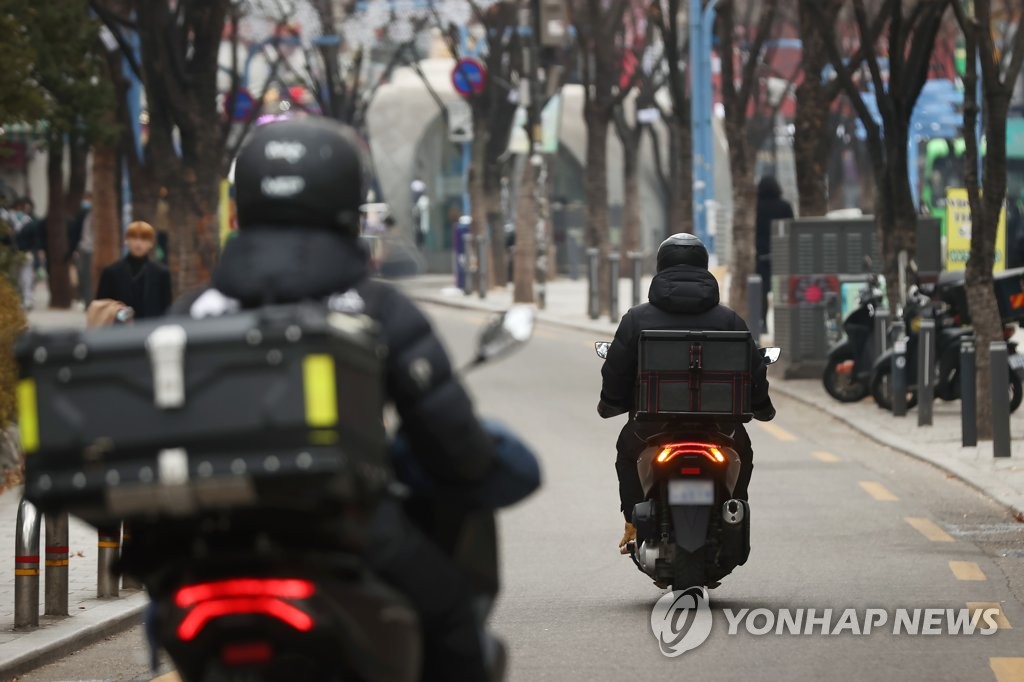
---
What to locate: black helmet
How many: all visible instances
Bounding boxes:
[657,232,709,271]
[234,117,369,238]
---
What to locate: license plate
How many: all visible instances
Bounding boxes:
[1011,354,1024,371]
[668,479,714,506]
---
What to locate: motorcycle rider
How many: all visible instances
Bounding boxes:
[598,233,775,554]
[176,117,503,681]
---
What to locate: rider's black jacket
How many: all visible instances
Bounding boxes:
[174,226,497,486]
[600,264,773,416]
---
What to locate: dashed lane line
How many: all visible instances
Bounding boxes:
[904,517,955,543]
[860,481,899,501]
[968,602,1013,630]
[754,422,798,442]
[949,561,987,581]
[990,658,1024,682]
[812,451,841,463]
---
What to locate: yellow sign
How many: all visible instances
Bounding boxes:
[945,188,1007,272]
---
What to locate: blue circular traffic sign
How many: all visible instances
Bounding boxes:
[451,57,487,97]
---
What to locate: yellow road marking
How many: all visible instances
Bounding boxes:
[754,422,797,442]
[860,481,898,501]
[812,451,840,463]
[904,517,954,543]
[151,673,182,682]
[968,602,1012,630]
[991,658,1024,682]
[949,561,987,581]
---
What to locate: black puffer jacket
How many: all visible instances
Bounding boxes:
[600,264,772,415]
[178,226,497,486]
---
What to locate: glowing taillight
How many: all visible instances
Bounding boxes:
[177,597,314,641]
[680,467,701,475]
[656,443,728,465]
[175,578,314,608]
[222,642,274,666]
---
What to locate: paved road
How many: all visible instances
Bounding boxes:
[17,303,1024,681]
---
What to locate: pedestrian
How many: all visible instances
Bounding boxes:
[754,176,794,332]
[94,221,172,319]
[13,199,42,310]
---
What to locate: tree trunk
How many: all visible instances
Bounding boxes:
[614,109,643,262]
[585,103,612,313]
[485,176,507,288]
[65,137,89,216]
[512,158,537,303]
[795,0,835,217]
[91,144,120,287]
[724,114,756,318]
[45,139,72,309]
[469,126,495,288]
[672,117,695,235]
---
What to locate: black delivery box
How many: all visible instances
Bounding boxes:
[635,330,753,421]
[15,303,389,527]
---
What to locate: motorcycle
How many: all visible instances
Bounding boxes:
[822,273,885,402]
[870,283,1024,412]
[594,342,781,590]
[123,306,539,682]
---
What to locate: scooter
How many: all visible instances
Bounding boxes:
[822,274,885,402]
[594,342,781,590]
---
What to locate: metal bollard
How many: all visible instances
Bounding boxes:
[463,233,476,297]
[746,275,763,341]
[476,234,488,300]
[608,253,621,322]
[892,321,908,417]
[918,318,935,427]
[15,498,41,629]
[991,342,1012,458]
[873,309,890,365]
[587,248,599,320]
[568,229,582,281]
[44,512,68,616]
[628,252,644,308]
[97,525,121,598]
[961,336,977,448]
[120,524,143,591]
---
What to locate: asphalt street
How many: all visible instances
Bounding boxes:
[15,302,1024,682]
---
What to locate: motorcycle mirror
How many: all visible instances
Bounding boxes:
[761,347,782,364]
[595,341,611,359]
[475,304,536,363]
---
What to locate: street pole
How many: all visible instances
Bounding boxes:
[690,0,719,246]
[530,0,547,310]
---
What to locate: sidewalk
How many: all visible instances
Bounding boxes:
[396,274,1024,517]
[0,307,146,680]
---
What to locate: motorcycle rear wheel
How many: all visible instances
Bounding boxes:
[671,549,707,591]
[823,350,870,402]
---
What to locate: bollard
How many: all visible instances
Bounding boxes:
[746,275,763,341]
[608,253,621,322]
[892,321,908,417]
[961,336,977,448]
[587,248,599,320]
[463,233,476,297]
[97,525,121,598]
[15,498,41,629]
[873,309,890,365]
[44,512,69,616]
[476,234,488,300]
[918,318,935,427]
[629,252,644,308]
[120,524,142,591]
[568,229,582,281]
[991,342,1012,458]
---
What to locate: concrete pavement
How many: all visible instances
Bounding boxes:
[397,274,1024,518]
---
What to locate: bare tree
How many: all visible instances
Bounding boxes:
[810,0,949,308]
[953,0,1024,439]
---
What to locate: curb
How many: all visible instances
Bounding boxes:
[0,593,147,679]
[408,284,1024,518]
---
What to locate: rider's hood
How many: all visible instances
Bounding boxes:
[648,264,721,314]
[212,225,369,306]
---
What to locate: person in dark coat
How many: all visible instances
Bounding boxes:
[95,221,172,319]
[166,118,505,681]
[598,233,775,554]
[755,176,794,330]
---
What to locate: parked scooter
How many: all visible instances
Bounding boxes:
[870,283,1024,412]
[822,273,885,402]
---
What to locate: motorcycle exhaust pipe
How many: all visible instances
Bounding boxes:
[722,499,745,525]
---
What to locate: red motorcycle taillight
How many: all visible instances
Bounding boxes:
[174,578,316,642]
[222,641,274,666]
[656,443,727,465]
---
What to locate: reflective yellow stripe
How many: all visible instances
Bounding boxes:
[45,560,69,567]
[303,355,338,428]
[17,379,39,454]
[15,569,39,576]
[97,541,120,549]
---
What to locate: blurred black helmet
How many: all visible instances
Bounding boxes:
[234,117,369,238]
[657,232,709,271]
